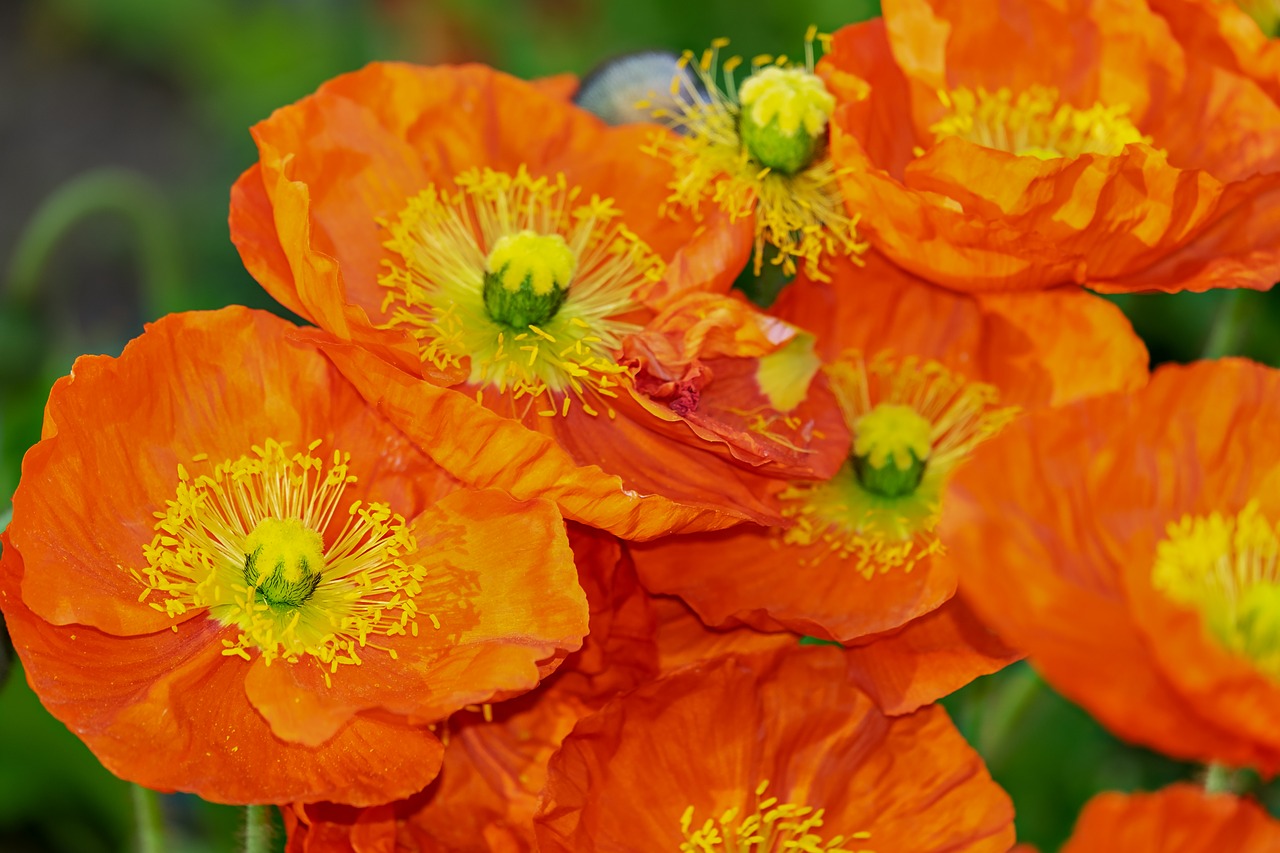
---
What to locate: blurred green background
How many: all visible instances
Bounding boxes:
[1,0,1278,851]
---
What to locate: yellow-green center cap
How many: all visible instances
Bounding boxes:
[852,403,933,498]
[738,66,835,175]
[243,517,325,608]
[483,230,577,328]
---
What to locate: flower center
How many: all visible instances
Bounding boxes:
[1151,502,1280,679]
[738,66,835,175]
[679,780,867,853]
[379,167,663,418]
[852,403,932,498]
[242,517,325,608]
[779,352,1017,577]
[136,439,430,677]
[641,29,866,281]
[1237,0,1280,37]
[483,230,576,328]
[930,85,1150,158]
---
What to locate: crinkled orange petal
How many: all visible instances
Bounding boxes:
[975,287,1149,408]
[1147,0,1280,105]
[945,359,1280,771]
[843,595,1021,715]
[309,334,794,538]
[1062,785,1280,853]
[1,535,445,806]
[632,525,956,643]
[650,595,795,674]
[244,489,587,746]
[535,647,1014,852]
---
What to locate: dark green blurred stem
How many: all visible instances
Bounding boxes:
[1201,290,1250,359]
[4,168,183,319]
[977,662,1043,767]
[243,804,274,853]
[1202,762,1249,795]
[0,505,10,535]
[130,784,165,853]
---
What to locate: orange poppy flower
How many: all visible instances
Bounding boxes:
[946,358,1280,772]
[0,307,588,805]
[534,646,1015,852]
[282,525,657,851]
[1061,785,1280,852]
[642,28,868,280]
[822,0,1280,293]
[230,62,849,541]
[630,254,1146,708]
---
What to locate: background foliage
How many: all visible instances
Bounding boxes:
[1,1,1277,850]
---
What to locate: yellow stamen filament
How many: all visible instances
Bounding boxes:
[644,33,866,281]
[379,166,664,418]
[930,85,1152,159]
[679,780,872,853]
[779,352,1018,578]
[1152,502,1280,679]
[133,439,428,677]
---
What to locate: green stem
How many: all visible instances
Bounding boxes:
[1201,290,1250,359]
[243,804,274,853]
[130,784,165,853]
[977,662,1043,767]
[1204,762,1235,795]
[4,168,184,319]
[0,504,11,536]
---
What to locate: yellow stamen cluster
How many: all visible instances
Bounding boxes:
[379,166,665,419]
[679,780,871,853]
[1152,502,1280,679]
[929,85,1151,159]
[134,438,430,678]
[642,28,867,281]
[779,352,1018,578]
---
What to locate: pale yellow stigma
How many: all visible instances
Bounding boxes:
[739,66,835,139]
[779,352,1018,578]
[679,780,871,853]
[1152,502,1280,679]
[642,29,866,281]
[379,166,664,419]
[486,231,576,297]
[930,86,1152,158]
[854,404,933,472]
[134,439,431,678]
[243,517,324,608]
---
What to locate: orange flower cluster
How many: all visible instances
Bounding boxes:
[2,0,1279,849]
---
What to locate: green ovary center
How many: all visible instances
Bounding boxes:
[483,230,577,328]
[737,66,835,175]
[1151,503,1280,679]
[851,403,932,498]
[243,517,325,609]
